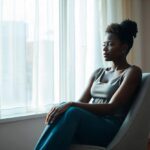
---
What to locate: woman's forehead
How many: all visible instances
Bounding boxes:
[104,33,119,42]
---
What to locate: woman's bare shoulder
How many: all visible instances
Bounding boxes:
[131,65,142,71]
[124,65,142,81]
[128,65,142,74]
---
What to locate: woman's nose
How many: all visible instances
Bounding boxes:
[103,45,108,52]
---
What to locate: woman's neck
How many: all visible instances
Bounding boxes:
[111,59,130,71]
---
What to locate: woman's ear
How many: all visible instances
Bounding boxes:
[122,44,128,54]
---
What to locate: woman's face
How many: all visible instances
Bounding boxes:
[103,33,125,61]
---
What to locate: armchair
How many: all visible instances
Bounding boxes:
[70,73,150,150]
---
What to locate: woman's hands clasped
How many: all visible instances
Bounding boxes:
[45,102,72,124]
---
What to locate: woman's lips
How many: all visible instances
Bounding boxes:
[103,53,109,57]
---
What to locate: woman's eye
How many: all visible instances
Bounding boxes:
[109,43,113,46]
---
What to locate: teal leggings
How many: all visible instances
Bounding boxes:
[34,106,122,150]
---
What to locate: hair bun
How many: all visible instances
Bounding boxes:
[120,19,138,38]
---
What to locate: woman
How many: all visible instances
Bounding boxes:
[34,19,142,150]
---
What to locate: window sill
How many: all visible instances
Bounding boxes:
[0,111,47,124]
[0,107,51,124]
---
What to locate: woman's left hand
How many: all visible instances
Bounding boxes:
[45,102,73,124]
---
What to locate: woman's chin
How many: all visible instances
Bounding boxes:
[104,57,111,61]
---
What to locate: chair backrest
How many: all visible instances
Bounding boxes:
[107,73,150,150]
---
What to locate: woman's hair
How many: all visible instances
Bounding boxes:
[106,19,138,53]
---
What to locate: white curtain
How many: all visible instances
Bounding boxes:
[0,0,126,117]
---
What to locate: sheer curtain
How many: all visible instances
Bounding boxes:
[0,0,104,117]
[0,0,128,118]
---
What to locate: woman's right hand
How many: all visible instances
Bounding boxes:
[45,102,71,124]
[45,103,62,124]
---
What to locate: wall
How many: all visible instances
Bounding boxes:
[141,0,150,72]
[126,0,150,72]
[0,116,45,150]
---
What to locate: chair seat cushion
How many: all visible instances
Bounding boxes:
[70,144,106,150]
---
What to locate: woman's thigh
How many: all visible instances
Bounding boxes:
[69,107,121,146]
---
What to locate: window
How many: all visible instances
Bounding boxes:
[0,0,107,118]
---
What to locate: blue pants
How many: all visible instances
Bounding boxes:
[34,106,122,150]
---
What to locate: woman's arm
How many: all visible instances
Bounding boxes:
[45,68,100,123]
[78,68,100,103]
[78,77,94,103]
[71,66,142,115]
[46,66,141,123]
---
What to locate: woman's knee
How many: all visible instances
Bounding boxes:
[65,106,83,118]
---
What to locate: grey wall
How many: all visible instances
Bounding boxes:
[0,116,45,150]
